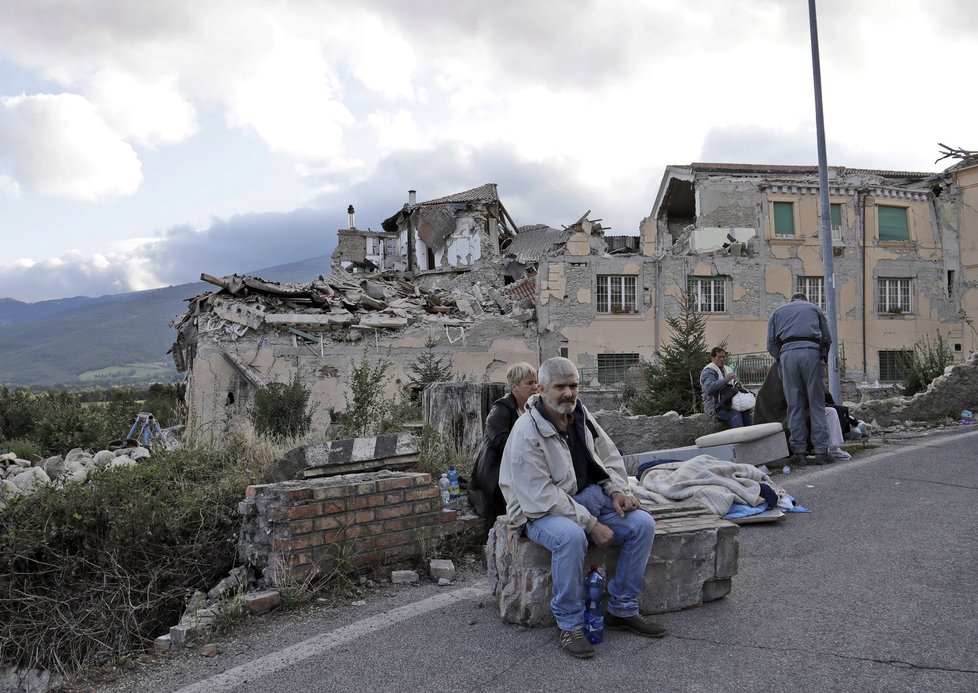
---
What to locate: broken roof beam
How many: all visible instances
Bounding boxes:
[221,351,267,388]
[265,312,355,326]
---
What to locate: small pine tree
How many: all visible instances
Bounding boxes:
[404,334,455,400]
[626,287,712,416]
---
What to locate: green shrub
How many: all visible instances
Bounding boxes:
[1,438,42,460]
[0,386,42,442]
[248,374,313,440]
[897,333,954,397]
[0,438,269,676]
[416,424,477,480]
[339,350,395,438]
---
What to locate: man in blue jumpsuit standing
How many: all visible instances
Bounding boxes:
[767,292,833,466]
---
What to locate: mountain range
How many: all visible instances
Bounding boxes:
[0,255,333,388]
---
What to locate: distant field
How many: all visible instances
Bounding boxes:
[79,363,178,382]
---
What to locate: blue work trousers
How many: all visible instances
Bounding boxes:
[524,484,655,631]
[779,347,829,454]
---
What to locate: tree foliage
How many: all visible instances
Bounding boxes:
[404,334,455,399]
[339,350,395,438]
[625,288,712,416]
[897,332,954,397]
[248,374,313,440]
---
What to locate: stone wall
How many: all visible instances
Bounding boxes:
[237,471,482,585]
[592,410,721,455]
[851,350,978,426]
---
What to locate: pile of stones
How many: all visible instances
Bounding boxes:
[0,446,152,508]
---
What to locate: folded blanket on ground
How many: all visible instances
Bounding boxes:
[632,454,776,516]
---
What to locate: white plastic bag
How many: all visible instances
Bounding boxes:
[731,391,756,412]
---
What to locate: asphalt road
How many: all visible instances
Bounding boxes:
[98,427,978,693]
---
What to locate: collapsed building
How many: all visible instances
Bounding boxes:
[173,154,978,443]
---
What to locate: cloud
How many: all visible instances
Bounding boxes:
[0,174,20,198]
[0,207,338,302]
[0,93,142,200]
[89,68,198,147]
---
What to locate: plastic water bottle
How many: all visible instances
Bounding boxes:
[439,474,451,506]
[782,465,792,475]
[583,564,605,644]
[447,466,460,499]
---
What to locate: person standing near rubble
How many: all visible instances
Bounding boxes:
[499,357,665,659]
[469,362,538,530]
[767,292,833,466]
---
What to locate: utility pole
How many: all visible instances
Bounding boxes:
[809,0,841,401]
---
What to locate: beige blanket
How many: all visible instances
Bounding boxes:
[631,454,773,516]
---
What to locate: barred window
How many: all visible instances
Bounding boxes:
[597,353,640,385]
[797,276,826,311]
[688,276,726,313]
[596,275,637,314]
[879,350,911,382]
[877,278,912,314]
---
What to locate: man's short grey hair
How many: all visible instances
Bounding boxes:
[538,357,579,387]
[791,292,809,302]
[506,362,536,387]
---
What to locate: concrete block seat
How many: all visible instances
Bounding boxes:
[623,422,787,473]
[485,504,739,627]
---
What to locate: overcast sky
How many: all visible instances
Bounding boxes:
[0,0,974,302]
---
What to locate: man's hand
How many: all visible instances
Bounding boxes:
[725,371,736,382]
[589,521,614,549]
[611,491,640,517]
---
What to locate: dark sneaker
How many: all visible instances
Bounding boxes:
[808,452,833,465]
[785,452,807,468]
[558,628,595,658]
[605,613,667,638]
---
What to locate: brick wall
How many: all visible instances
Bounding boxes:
[238,470,481,585]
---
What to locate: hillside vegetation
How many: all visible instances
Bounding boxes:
[0,255,333,388]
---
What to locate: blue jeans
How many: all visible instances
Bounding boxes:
[716,407,753,428]
[524,484,655,631]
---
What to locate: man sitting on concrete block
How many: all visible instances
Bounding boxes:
[499,357,666,659]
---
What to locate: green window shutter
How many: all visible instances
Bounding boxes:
[773,202,794,236]
[830,203,841,227]
[878,206,909,241]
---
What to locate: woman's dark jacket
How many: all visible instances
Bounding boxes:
[468,392,519,521]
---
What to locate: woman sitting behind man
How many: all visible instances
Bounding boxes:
[468,362,539,527]
[700,347,753,428]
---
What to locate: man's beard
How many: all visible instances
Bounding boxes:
[544,393,577,415]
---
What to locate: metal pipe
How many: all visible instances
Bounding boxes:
[809,0,841,401]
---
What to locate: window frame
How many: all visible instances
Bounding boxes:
[830,203,842,242]
[878,349,911,382]
[877,277,913,315]
[595,274,638,314]
[772,201,796,238]
[877,204,911,242]
[796,276,826,312]
[687,276,727,313]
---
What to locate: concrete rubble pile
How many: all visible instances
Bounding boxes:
[170,271,534,365]
[0,446,153,508]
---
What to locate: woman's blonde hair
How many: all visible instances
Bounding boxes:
[506,362,537,387]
